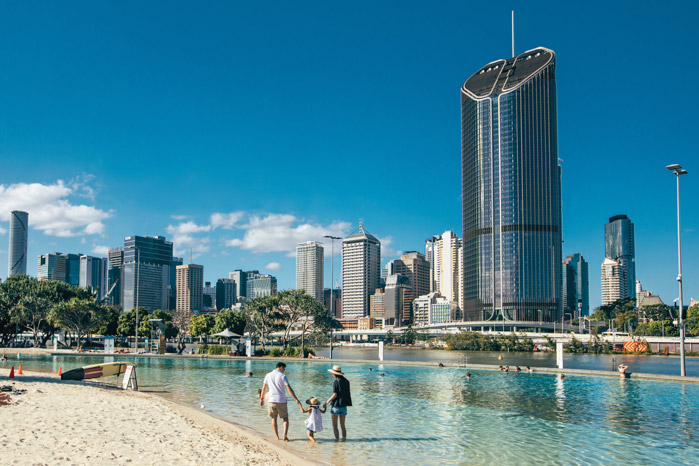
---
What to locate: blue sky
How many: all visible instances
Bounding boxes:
[1,1,697,309]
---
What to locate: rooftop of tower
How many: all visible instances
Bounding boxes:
[462,47,555,100]
[344,221,380,243]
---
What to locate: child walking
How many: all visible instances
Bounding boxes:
[301,397,326,443]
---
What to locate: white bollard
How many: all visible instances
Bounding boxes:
[556,342,564,369]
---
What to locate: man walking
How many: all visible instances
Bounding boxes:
[259,362,302,441]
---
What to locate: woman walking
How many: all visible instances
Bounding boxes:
[323,365,352,440]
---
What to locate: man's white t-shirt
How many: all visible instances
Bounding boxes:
[263,369,289,403]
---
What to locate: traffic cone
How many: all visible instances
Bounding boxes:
[18,364,23,375]
[9,366,15,378]
[57,366,62,377]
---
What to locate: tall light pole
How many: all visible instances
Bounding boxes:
[324,235,342,359]
[667,164,688,376]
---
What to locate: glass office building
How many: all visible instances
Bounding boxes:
[461,47,562,324]
[122,235,173,312]
[604,215,635,300]
[8,210,28,276]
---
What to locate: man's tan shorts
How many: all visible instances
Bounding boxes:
[268,402,289,420]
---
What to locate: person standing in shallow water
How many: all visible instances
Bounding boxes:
[259,362,302,441]
[324,365,352,440]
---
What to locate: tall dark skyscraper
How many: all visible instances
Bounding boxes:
[122,235,174,312]
[107,248,123,306]
[562,253,589,318]
[604,214,636,300]
[8,210,28,276]
[461,47,562,324]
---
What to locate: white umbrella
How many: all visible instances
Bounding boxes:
[212,329,242,338]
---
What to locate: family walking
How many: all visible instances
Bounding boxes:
[259,363,352,443]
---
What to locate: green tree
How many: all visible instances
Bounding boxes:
[591,298,636,331]
[245,295,284,351]
[276,290,332,354]
[684,304,699,336]
[51,298,108,348]
[2,275,88,347]
[189,314,216,339]
[401,324,417,345]
[117,307,151,338]
[96,306,121,336]
[148,309,179,339]
[213,309,246,335]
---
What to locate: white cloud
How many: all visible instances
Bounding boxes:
[265,262,282,271]
[166,221,211,235]
[170,233,211,259]
[379,236,402,258]
[171,214,190,221]
[0,180,111,237]
[91,245,110,256]
[225,214,351,256]
[0,226,6,235]
[210,212,244,230]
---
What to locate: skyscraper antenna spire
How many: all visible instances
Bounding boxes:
[511,10,515,57]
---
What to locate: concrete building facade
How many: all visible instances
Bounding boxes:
[296,241,324,302]
[175,264,204,328]
[341,223,381,319]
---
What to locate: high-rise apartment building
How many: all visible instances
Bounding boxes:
[175,264,203,328]
[79,255,108,301]
[424,231,462,307]
[247,273,277,299]
[369,288,386,320]
[122,236,173,312]
[170,257,183,310]
[601,258,622,305]
[215,278,237,310]
[413,292,458,326]
[394,252,430,305]
[461,47,562,324]
[562,253,589,318]
[229,270,258,301]
[296,241,324,301]
[604,215,636,300]
[384,274,411,326]
[323,288,342,318]
[8,210,28,276]
[341,223,381,319]
[107,248,124,306]
[37,252,80,285]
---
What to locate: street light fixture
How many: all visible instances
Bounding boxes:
[666,163,688,376]
[324,235,342,359]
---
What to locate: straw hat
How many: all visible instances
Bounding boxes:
[306,397,320,407]
[328,365,345,376]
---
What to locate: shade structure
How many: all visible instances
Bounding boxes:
[212,329,241,338]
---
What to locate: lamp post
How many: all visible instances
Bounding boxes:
[324,235,342,360]
[666,164,688,376]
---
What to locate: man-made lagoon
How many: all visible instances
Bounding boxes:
[3,352,698,465]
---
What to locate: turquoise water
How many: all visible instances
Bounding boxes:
[3,355,699,465]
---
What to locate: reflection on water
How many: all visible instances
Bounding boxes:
[3,355,699,465]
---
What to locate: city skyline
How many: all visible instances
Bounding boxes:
[0,2,698,310]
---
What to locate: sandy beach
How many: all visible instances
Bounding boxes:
[0,369,314,466]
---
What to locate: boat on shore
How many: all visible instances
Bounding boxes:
[60,361,135,381]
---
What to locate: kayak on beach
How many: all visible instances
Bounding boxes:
[60,362,136,381]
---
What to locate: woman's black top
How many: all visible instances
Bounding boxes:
[331,376,352,408]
